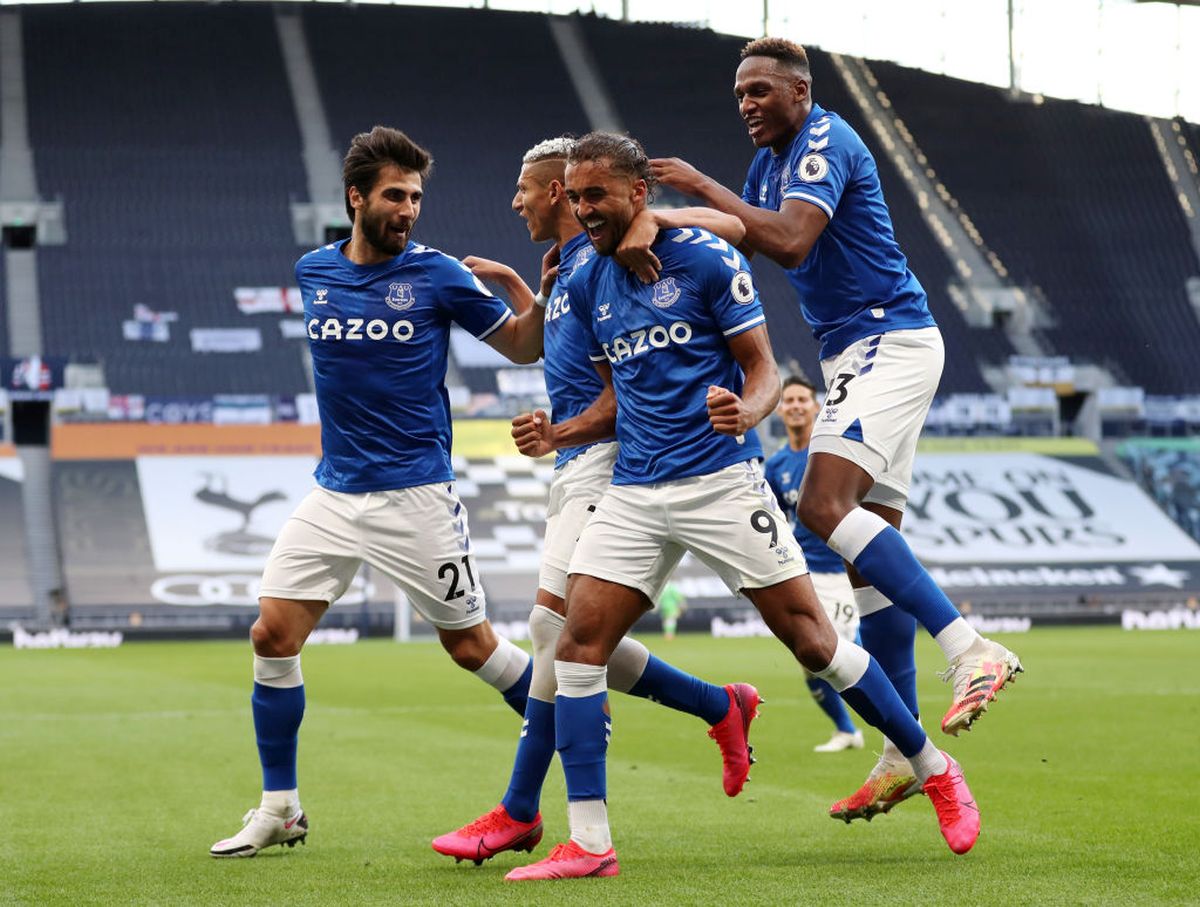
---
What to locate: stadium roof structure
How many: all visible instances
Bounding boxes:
[1,0,1196,121]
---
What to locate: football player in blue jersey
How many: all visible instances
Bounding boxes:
[432,137,764,867]
[764,376,863,753]
[507,133,980,881]
[647,37,1022,823]
[210,126,548,858]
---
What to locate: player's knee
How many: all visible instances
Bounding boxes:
[797,490,853,541]
[439,626,493,671]
[442,638,486,672]
[528,605,565,655]
[791,617,839,672]
[554,625,584,663]
[554,621,602,665]
[250,616,302,657]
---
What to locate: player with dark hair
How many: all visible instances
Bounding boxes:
[430,136,761,867]
[209,125,546,858]
[765,375,863,753]
[507,132,980,881]
[643,37,1022,823]
[340,124,434,221]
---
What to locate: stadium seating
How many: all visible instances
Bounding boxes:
[870,62,1200,393]
[0,250,8,359]
[0,449,33,615]
[7,4,1194,401]
[5,3,1199,636]
[1120,442,1200,543]
[1180,118,1200,165]
[23,3,310,395]
[303,5,590,283]
[579,19,1008,391]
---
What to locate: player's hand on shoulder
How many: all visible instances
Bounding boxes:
[706,385,753,436]
[462,255,517,285]
[539,245,562,297]
[650,157,705,195]
[616,209,662,284]
[511,409,556,458]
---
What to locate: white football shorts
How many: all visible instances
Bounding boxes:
[259,482,487,630]
[568,460,809,603]
[809,570,860,643]
[539,442,619,599]
[809,326,944,511]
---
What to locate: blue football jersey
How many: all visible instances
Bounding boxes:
[298,239,513,493]
[542,231,610,469]
[741,102,935,360]
[763,443,844,573]
[567,227,765,485]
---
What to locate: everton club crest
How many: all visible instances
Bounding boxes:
[651,276,681,309]
[385,282,416,311]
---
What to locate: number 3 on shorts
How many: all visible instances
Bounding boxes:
[825,372,854,406]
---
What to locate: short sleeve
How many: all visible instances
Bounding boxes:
[436,255,514,340]
[693,235,765,339]
[740,170,760,207]
[741,152,768,207]
[780,117,861,221]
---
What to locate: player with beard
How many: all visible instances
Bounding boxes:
[506,132,981,881]
[431,137,761,868]
[210,126,545,858]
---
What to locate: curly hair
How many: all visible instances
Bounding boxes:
[741,37,810,78]
[567,132,657,194]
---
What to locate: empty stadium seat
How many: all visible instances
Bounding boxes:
[871,62,1200,393]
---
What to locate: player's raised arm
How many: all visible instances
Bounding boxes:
[463,255,536,314]
[482,242,564,363]
[441,254,544,365]
[651,157,827,269]
[706,324,781,436]
[616,206,747,283]
[485,305,544,364]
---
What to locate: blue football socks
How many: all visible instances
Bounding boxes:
[806,677,858,734]
[859,603,920,718]
[627,655,729,726]
[251,682,305,790]
[555,691,610,802]
[502,660,532,717]
[501,697,556,822]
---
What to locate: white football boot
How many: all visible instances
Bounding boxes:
[210,808,308,858]
[814,729,865,753]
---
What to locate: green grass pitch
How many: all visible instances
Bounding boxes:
[2,627,1197,905]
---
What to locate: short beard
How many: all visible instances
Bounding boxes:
[361,209,407,257]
